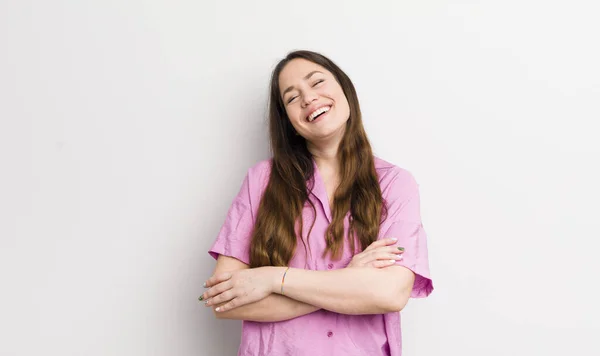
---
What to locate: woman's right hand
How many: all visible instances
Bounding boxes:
[346,238,404,268]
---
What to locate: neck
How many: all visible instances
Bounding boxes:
[307,138,342,178]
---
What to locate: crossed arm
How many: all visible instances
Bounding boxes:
[201,248,415,322]
[203,256,320,322]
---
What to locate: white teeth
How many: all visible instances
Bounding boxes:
[308,106,330,122]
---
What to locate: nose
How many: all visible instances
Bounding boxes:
[301,89,318,108]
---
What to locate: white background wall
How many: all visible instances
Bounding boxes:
[1,0,599,355]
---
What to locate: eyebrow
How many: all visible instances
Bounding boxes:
[281,70,324,98]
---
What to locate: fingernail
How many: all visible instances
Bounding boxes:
[397,247,405,251]
[388,259,396,263]
[204,300,209,306]
[395,255,403,260]
[390,238,398,241]
[203,282,207,288]
[215,307,221,312]
[198,295,204,301]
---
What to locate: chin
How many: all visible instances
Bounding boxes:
[313,123,347,140]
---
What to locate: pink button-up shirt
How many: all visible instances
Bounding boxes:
[209,156,433,356]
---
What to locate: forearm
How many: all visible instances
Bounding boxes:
[274,266,413,315]
[214,293,319,322]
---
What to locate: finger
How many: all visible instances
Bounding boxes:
[199,280,232,302]
[214,297,242,313]
[365,237,398,251]
[364,246,403,260]
[382,246,405,254]
[371,259,397,268]
[379,252,404,261]
[203,272,233,289]
[369,251,403,262]
[206,289,236,307]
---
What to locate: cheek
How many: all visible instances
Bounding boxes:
[285,107,302,129]
[336,94,351,118]
[328,86,350,115]
[287,106,303,122]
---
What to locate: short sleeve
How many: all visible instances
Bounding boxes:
[381,170,434,298]
[208,172,255,265]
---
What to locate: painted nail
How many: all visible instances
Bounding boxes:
[397,247,405,251]
[203,282,207,288]
[215,307,221,312]
[395,255,403,260]
[388,259,396,263]
[198,295,204,301]
[390,238,398,241]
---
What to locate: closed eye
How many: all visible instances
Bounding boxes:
[287,96,298,104]
[312,79,325,87]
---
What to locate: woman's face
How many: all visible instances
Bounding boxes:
[278,58,350,142]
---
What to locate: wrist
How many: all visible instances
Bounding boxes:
[271,267,288,294]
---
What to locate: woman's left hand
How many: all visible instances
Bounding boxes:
[201,267,281,312]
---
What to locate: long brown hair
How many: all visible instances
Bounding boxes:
[249,50,387,268]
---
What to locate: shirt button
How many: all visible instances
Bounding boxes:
[327,331,333,337]
[327,263,333,269]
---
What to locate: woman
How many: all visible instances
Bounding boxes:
[200,50,434,355]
